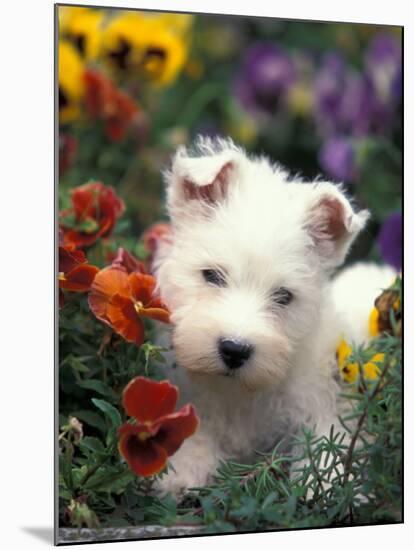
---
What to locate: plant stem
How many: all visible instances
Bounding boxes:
[342,361,391,486]
[305,436,326,499]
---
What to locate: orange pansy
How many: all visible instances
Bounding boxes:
[89,267,170,346]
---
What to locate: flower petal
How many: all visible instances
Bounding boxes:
[128,272,157,305]
[368,307,380,337]
[98,184,125,220]
[65,216,113,248]
[62,182,125,247]
[363,353,384,381]
[106,294,145,345]
[153,404,199,456]
[341,362,359,384]
[94,215,115,240]
[336,339,352,370]
[88,267,130,322]
[142,222,173,256]
[122,376,178,423]
[111,247,147,274]
[59,245,86,273]
[141,306,170,324]
[60,264,99,291]
[72,183,97,220]
[127,273,170,322]
[118,423,168,476]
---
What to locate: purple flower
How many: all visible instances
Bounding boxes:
[339,72,386,136]
[313,52,348,135]
[365,33,402,105]
[314,53,392,136]
[318,136,355,182]
[235,43,295,114]
[378,211,402,271]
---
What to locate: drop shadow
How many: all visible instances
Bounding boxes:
[21,527,54,545]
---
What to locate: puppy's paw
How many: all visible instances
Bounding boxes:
[152,469,200,502]
[150,433,220,501]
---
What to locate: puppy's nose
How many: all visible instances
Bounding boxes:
[218,339,253,369]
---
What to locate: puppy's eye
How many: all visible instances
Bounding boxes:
[202,269,226,287]
[272,287,293,306]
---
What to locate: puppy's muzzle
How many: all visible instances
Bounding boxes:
[218,338,253,369]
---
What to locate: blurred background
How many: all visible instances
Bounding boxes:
[58,6,402,271]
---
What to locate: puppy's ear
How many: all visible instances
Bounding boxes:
[303,182,369,268]
[165,139,243,220]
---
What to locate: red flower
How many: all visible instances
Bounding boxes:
[118,376,199,477]
[89,267,170,345]
[84,69,139,142]
[141,222,173,266]
[59,133,78,175]
[60,181,125,248]
[59,245,99,307]
[111,247,147,275]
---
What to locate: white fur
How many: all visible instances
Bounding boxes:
[152,136,392,497]
[331,262,396,345]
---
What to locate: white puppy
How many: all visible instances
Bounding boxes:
[153,136,394,497]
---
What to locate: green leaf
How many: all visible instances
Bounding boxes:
[72,465,88,489]
[84,467,135,493]
[77,217,99,233]
[59,486,72,501]
[92,398,122,430]
[71,409,107,433]
[230,496,257,519]
[261,492,278,509]
[77,379,117,400]
[60,354,91,374]
[79,436,106,456]
[201,495,217,523]
[59,454,73,492]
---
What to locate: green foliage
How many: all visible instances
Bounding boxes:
[58,8,402,535]
[145,327,402,533]
[58,292,169,527]
[59,278,402,532]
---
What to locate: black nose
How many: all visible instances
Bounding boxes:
[218,339,253,369]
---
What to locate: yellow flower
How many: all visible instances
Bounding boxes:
[101,12,189,86]
[336,339,385,384]
[287,83,314,116]
[336,339,352,370]
[336,339,359,383]
[368,306,380,337]
[140,20,188,85]
[370,284,402,338]
[363,353,385,381]
[100,12,143,72]
[59,40,85,124]
[59,6,104,61]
